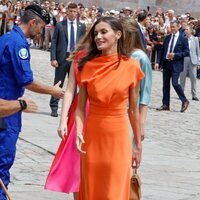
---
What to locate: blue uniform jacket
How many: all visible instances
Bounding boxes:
[0,26,33,132]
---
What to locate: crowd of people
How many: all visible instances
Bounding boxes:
[0,1,200,200]
[1,0,200,76]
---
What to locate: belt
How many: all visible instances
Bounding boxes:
[164,59,173,62]
[0,118,7,131]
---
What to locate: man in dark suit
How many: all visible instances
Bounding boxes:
[50,3,86,117]
[137,9,147,49]
[155,20,190,112]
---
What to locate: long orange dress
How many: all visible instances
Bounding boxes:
[78,54,144,200]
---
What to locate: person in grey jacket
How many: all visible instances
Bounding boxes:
[180,25,200,101]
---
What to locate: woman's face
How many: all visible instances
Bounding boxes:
[94,21,121,55]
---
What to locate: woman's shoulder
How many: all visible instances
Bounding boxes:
[122,57,145,84]
[131,50,150,63]
[74,50,87,60]
[122,56,141,71]
[131,49,147,59]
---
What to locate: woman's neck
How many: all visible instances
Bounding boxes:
[101,45,118,56]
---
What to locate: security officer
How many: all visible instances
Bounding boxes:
[0,5,64,199]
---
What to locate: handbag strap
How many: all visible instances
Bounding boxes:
[132,168,137,175]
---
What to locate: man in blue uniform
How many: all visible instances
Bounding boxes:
[0,5,64,199]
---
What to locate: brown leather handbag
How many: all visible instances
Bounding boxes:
[129,169,142,200]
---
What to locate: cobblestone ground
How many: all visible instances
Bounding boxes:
[10,139,69,200]
[7,49,200,200]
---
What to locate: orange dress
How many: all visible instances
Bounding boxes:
[78,54,144,200]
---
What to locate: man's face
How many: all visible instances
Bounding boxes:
[29,19,46,39]
[44,1,50,9]
[67,8,78,21]
[16,1,21,8]
[51,1,55,7]
[26,1,30,6]
[170,23,179,34]
[61,8,67,17]
[157,7,163,14]
[78,7,85,15]
[123,9,131,16]
[181,22,187,29]
[91,5,96,11]
[168,11,174,20]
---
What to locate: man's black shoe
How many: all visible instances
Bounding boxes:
[51,111,58,117]
[181,100,189,112]
[192,97,199,101]
[156,105,170,111]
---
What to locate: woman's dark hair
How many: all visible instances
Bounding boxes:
[78,16,127,71]
[162,13,166,23]
[68,33,90,61]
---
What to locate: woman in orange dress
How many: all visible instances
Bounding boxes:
[75,17,144,200]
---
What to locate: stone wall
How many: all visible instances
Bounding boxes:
[72,0,200,17]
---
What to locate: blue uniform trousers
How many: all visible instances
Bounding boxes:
[0,130,19,200]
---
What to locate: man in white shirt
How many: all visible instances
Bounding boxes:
[50,3,86,117]
[164,9,176,33]
[155,21,190,112]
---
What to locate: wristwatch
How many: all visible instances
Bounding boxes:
[18,100,27,111]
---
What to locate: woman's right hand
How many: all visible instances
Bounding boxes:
[57,122,67,140]
[76,133,86,154]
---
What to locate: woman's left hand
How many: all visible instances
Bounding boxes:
[132,147,142,168]
[76,133,86,154]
